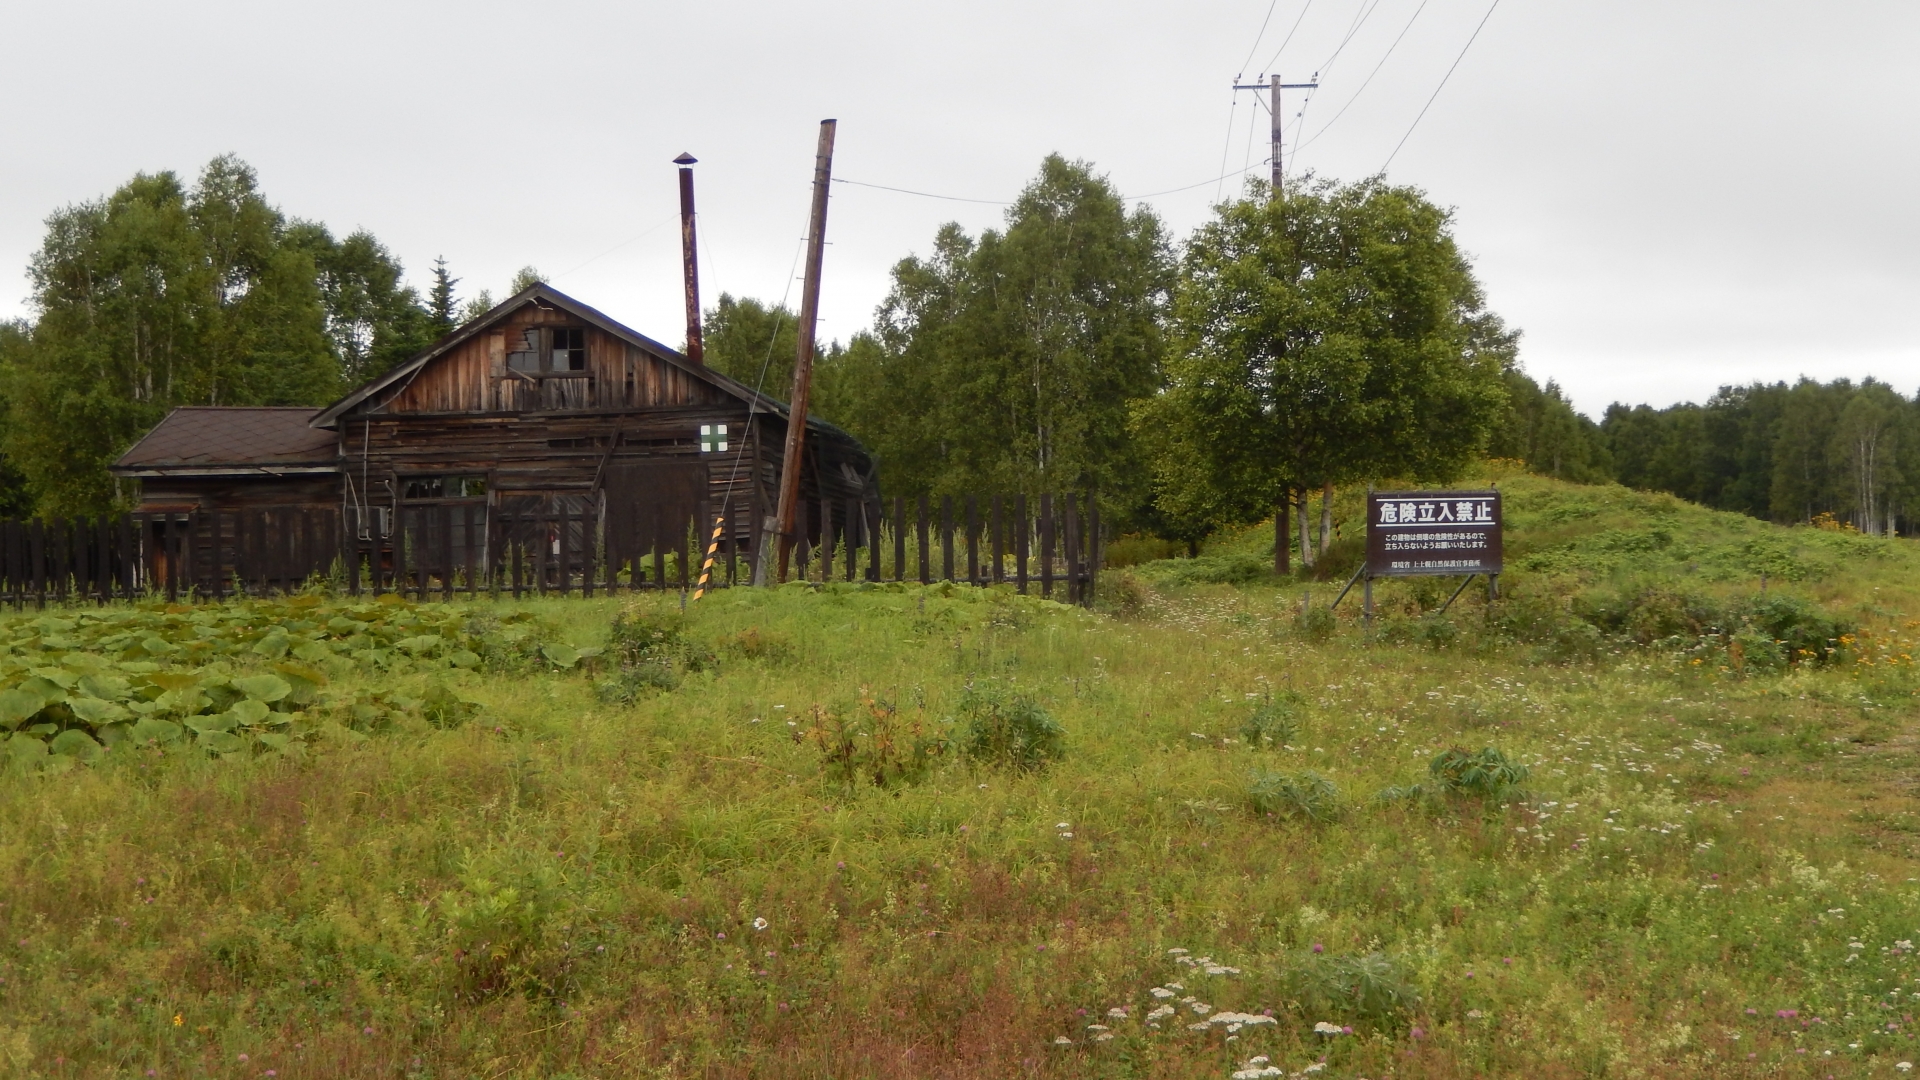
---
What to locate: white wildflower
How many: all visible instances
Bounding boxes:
[1106,1007,1128,1020]
[1313,1021,1342,1035]
[1165,982,1184,991]
[752,917,768,931]
[1086,1024,1108,1032]
[1092,1031,1113,1042]
[1053,1036,1072,1045]
[1057,822,1071,829]
[1190,1002,1212,1015]
[1059,832,1074,839]
[1149,987,1175,999]
[1303,1064,1327,1074]
[1230,1069,1284,1080]
[1895,1062,1912,1072]
[1167,948,1189,956]
[1188,1022,1211,1031]
[1146,1005,1175,1022]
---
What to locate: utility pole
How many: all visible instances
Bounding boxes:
[674,152,703,365]
[1232,73,1318,197]
[766,119,837,584]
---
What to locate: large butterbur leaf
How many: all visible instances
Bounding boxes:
[66,696,130,727]
[129,716,183,744]
[231,675,292,703]
[48,729,103,760]
[195,729,246,754]
[0,689,44,730]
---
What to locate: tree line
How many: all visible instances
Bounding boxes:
[1,153,1899,547]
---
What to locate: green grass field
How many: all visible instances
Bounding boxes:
[6,471,1920,1078]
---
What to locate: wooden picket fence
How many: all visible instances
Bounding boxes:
[0,493,1101,607]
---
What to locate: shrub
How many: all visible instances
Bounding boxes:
[717,626,794,663]
[955,684,1063,772]
[1249,769,1340,823]
[1380,746,1530,808]
[599,605,714,701]
[1294,605,1336,642]
[1093,569,1152,616]
[1241,692,1302,747]
[1734,594,1849,666]
[796,690,946,790]
[1285,949,1420,1023]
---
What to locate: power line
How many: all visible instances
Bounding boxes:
[1236,0,1285,77]
[1259,0,1318,76]
[1215,93,1242,201]
[1294,0,1430,155]
[1381,0,1503,172]
[830,177,1011,205]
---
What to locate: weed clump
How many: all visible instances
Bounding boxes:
[796,689,946,789]
[956,683,1063,772]
[1285,949,1419,1022]
[1240,692,1302,747]
[1379,746,1530,808]
[1248,769,1341,823]
[717,626,794,663]
[598,606,712,701]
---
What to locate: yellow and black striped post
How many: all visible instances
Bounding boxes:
[691,516,726,600]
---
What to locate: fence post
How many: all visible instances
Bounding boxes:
[1015,494,1030,595]
[965,496,979,586]
[892,496,906,583]
[1063,493,1081,605]
[916,495,930,585]
[1087,495,1101,605]
[1039,494,1054,599]
[940,496,954,582]
[556,502,572,598]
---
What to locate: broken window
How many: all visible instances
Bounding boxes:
[504,326,588,374]
[403,475,488,500]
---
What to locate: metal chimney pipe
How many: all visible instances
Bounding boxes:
[674,152,703,365]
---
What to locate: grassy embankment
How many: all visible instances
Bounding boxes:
[6,469,1920,1078]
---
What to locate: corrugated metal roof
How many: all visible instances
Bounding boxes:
[112,407,337,472]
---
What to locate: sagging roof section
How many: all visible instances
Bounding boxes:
[112,407,337,477]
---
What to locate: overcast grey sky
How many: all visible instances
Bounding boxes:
[2,0,1914,416]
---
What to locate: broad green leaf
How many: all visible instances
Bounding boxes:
[28,667,77,690]
[77,674,132,701]
[0,689,44,729]
[540,643,582,669]
[6,733,47,763]
[139,636,178,656]
[146,670,201,692]
[48,729,102,760]
[184,713,238,735]
[291,640,334,663]
[95,722,132,747]
[252,632,291,659]
[155,687,211,716]
[232,675,292,702]
[66,696,130,726]
[225,699,271,727]
[129,716,183,744]
[59,653,108,674]
[449,649,481,668]
[256,731,293,752]
[16,677,64,708]
[196,729,246,754]
[395,635,444,656]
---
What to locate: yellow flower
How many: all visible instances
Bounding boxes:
[172,1014,183,1027]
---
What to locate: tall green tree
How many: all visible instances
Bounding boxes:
[1135,176,1510,562]
[4,155,428,516]
[427,257,459,336]
[1489,367,1611,483]
[837,155,1172,511]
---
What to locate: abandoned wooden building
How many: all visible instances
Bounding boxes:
[110,283,879,580]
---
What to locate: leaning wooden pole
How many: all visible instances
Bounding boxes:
[767,119,837,584]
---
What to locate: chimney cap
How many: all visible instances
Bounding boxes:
[673,152,697,166]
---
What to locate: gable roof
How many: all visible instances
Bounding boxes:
[310,282,849,443]
[112,407,337,476]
